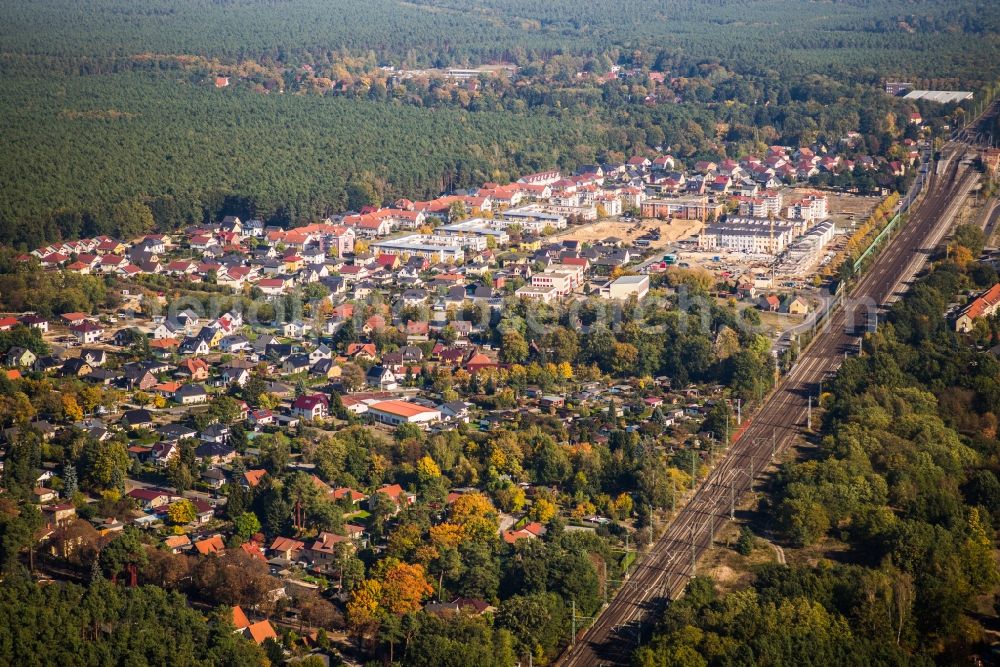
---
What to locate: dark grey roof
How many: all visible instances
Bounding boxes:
[195,442,235,458]
[157,423,198,440]
[201,423,230,438]
[121,409,153,427]
[174,383,207,397]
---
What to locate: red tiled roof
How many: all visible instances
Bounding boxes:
[246,620,277,645]
[269,536,305,553]
[232,605,251,630]
[243,469,266,487]
[194,535,225,555]
[964,284,1000,320]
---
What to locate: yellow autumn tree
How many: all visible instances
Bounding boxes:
[610,493,634,520]
[450,492,499,542]
[530,498,557,523]
[429,522,464,550]
[346,578,384,635]
[950,244,973,268]
[62,394,84,422]
[416,455,441,481]
[167,499,196,525]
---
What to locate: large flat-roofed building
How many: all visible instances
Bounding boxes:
[903,90,973,104]
[738,191,783,218]
[786,192,828,222]
[497,206,568,232]
[698,220,795,254]
[541,204,598,221]
[516,263,585,301]
[641,196,724,222]
[370,235,467,262]
[514,283,560,303]
[775,220,836,275]
[367,400,441,427]
[517,170,561,186]
[437,218,510,246]
[600,274,649,300]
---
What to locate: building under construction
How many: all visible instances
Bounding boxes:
[697,218,794,255]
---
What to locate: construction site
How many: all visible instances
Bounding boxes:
[654,188,882,285]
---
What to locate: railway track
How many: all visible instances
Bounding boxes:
[559,145,979,666]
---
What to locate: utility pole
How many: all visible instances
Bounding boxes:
[771,427,776,459]
[736,398,741,425]
[689,525,696,574]
[670,477,676,512]
[601,559,608,605]
[730,482,735,520]
[571,600,576,646]
[648,505,654,543]
[708,516,714,548]
[691,449,697,490]
[807,395,812,430]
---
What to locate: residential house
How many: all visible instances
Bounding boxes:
[4,347,36,368]
[281,354,311,375]
[19,314,49,333]
[331,487,366,506]
[127,488,173,510]
[201,467,227,491]
[178,358,210,381]
[371,484,417,513]
[291,394,329,420]
[242,469,267,489]
[163,534,191,554]
[193,535,226,556]
[120,409,154,430]
[307,531,354,569]
[60,358,93,377]
[70,322,104,344]
[502,521,548,544]
[200,423,230,444]
[269,536,305,561]
[956,283,1000,332]
[439,401,471,423]
[366,366,398,391]
[80,348,107,367]
[178,336,210,356]
[219,335,250,353]
[247,409,275,428]
[759,294,781,312]
[174,383,208,405]
[786,296,810,315]
[195,441,236,465]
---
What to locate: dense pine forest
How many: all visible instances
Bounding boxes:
[0,71,603,247]
[2,0,998,75]
[1,0,999,246]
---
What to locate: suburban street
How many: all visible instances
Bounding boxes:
[558,140,981,666]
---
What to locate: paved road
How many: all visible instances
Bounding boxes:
[982,199,1000,240]
[558,144,979,666]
